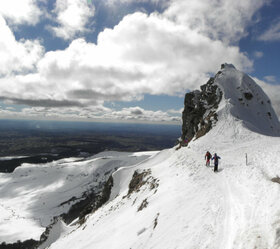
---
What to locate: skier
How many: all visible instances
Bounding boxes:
[212,153,221,172]
[205,151,212,166]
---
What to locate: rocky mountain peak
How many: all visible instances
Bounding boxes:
[181,71,222,145]
[181,63,280,145]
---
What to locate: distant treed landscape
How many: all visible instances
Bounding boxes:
[0,119,181,172]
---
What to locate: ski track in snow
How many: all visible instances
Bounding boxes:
[181,143,279,249]
[218,169,246,249]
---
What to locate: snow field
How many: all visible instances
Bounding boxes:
[0,152,155,243]
[48,137,280,249]
[1,132,280,248]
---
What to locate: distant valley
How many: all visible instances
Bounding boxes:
[0,119,180,172]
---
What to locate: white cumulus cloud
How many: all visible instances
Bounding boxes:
[0,0,274,122]
[0,12,253,108]
[164,0,269,43]
[50,0,95,40]
[0,0,42,25]
[0,16,44,76]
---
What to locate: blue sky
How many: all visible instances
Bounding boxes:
[0,0,280,124]
[239,1,280,80]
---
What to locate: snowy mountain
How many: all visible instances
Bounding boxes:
[215,64,280,136]
[1,64,280,249]
[181,63,280,145]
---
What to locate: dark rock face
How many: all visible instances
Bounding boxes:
[127,169,151,197]
[137,198,148,212]
[181,76,222,144]
[61,192,97,224]
[272,177,280,184]
[0,239,39,249]
[78,175,114,224]
[244,92,253,100]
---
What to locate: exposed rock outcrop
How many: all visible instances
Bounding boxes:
[272,177,280,184]
[0,239,39,249]
[181,72,222,145]
[126,170,151,197]
[125,169,159,199]
[78,175,114,224]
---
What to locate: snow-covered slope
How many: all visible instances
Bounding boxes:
[215,63,280,137]
[0,151,156,244]
[48,137,280,249]
[44,64,280,249]
[1,64,280,249]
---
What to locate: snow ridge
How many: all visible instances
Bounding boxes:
[214,63,280,136]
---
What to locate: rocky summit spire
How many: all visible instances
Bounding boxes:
[181,70,222,145]
[181,63,280,146]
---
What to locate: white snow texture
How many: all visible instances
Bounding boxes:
[1,64,280,249]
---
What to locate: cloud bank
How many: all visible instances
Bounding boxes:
[0,105,181,123]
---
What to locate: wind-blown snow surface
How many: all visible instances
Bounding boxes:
[2,64,280,248]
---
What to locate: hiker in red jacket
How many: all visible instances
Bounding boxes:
[205,151,212,166]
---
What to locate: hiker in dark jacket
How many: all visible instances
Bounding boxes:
[205,151,212,166]
[212,153,221,172]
